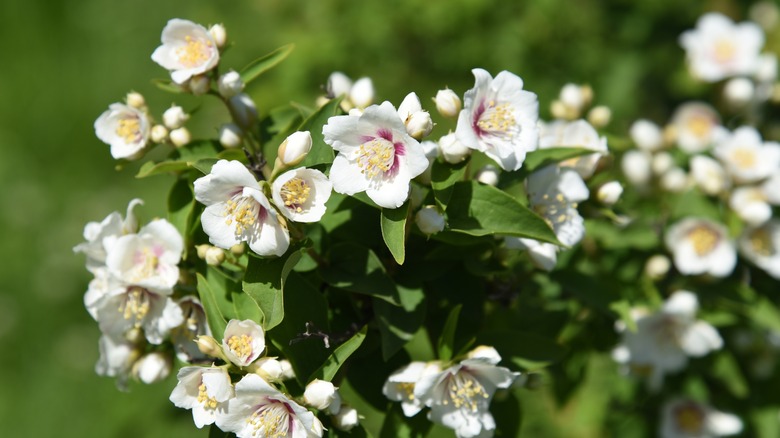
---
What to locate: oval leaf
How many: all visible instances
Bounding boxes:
[381,201,409,265]
[240,44,295,85]
[309,325,367,382]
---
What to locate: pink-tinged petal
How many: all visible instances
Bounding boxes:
[194,160,260,206]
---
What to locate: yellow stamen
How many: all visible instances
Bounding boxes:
[357,138,395,178]
[675,405,704,434]
[280,178,311,213]
[116,117,141,144]
[750,228,774,256]
[713,39,736,64]
[247,403,290,438]
[688,225,719,256]
[398,382,415,401]
[119,287,150,324]
[224,197,258,236]
[197,383,218,409]
[442,372,489,412]
[176,35,213,68]
[477,101,516,136]
[227,334,253,361]
[687,115,711,138]
[730,148,757,170]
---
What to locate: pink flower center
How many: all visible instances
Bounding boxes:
[357,129,405,178]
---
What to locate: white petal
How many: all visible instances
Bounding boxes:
[681,321,723,356]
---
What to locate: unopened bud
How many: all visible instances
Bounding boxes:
[126,91,146,109]
[645,254,671,280]
[219,123,243,149]
[196,335,223,357]
[439,132,470,163]
[196,244,211,260]
[415,205,446,235]
[630,119,663,151]
[132,351,172,384]
[209,24,227,49]
[550,100,569,120]
[279,359,295,380]
[475,165,500,186]
[621,150,652,186]
[163,105,189,130]
[349,77,374,109]
[724,77,755,106]
[218,70,245,99]
[398,92,423,120]
[230,243,245,255]
[253,357,284,381]
[405,111,433,140]
[315,95,330,108]
[756,54,778,83]
[467,345,502,363]
[596,181,623,206]
[188,74,211,96]
[169,127,191,148]
[660,167,689,193]
[333,405,360,431]
[229,93,258,128]
[327,72,352,98]
[559,83,586,111]
[277,131,312,166]
[150,125,169,143]
[652,152,674,175]
[205,247,225,266]
[587,105,611,128]
[434,88,462,118]
[304,379,337,410]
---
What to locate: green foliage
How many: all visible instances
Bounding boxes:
[380,201,410,265]
[239,44,295,86]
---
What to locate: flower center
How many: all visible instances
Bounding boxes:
[280,178,310,213]
[687,116,711,139]
[750,228,774,256]
[176,35,213,68]
[131,246,161,281]
[119,287,151,324]
[227,334,253,362]
[225,196,260,236]
[713,39,736,64]
[476,100,516,137]
[398,382,415,401]
[197,382,219,409]
[533,193,575,226]
[116,117,141,144]
[674,404,705,434]
[730,148,757,170]
[247,402,291,438]
[442,371,489,412]
[357,138,396,178]
[688,225,719,256]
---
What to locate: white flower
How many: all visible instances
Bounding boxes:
[665,218,736,277]
[95,334,141,390]
[172,296,212,363]
[333,405,360,431]
[271,168,332,223]
[132,351,172,384]
[222,319,265,367]
[217,374,321,438]
[434,88,462,118]
[414,353,519,438]
[612,291,723,390]
[277,131,313,167]
[621,150,653,186]
[645,254,671,279]
[660,398,742,438]
[713,126,780,183]
[279,359,296,380]
[723,77,755,106]
[105,218,183,292]
[539,119,607,178]
[254,357,284,382]
[162,105,189,130]
[558,83,590,112]
[630,119,664,152]
[383,361,442,417]
[653,152,675,176]
[439,131,471,164]
[151,125,168,143]
[398,92,433,139]
[188,74,211,96]
[679,12,764,82]
[415,205,446,235]
[597,181,623,205]
[169,366,234,428]
[218,70,245,99]
[74,199,143,273]
[125,91,146,109]
[456,68,539,171]
[671,102,725,154]
[739,220,780,278]
[729,186,772,226]
[505,237,558,271]
[349,77,375,109]
[527,165,589,247]
[303,379,337,411]
[94,103,151,160]
[690,155,730,195]
[327,71,353,98]
[323,101,429,208]
[151,19,220,84]
[194,160,290,257]
[661,167,691,193]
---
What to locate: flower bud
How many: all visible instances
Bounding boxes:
[126,91,146,109]
[163,105,189,130]
[405,111,434,140]
[724,77,755,106]
[438,132,470,163]
[596,181,623,206]
[550,100,570,120]
[303,379,337,410]
[756,54,778,83]
[349,77,374,109]
[279,359,295,380]
[559,83,587,112]
[125,327,145,344]
[188,74,211,96]
[205,246,225,266]
[467,345,502,364]
[169,127,191,148]
[229,93,259,128]
[219,123,243,149]
[218,70,245,99]
[230,243,245,255]
[209,23,227,49]
[132,351,172,384]
[587,105,611,128]
[315,95,330,108]
[621,150,652,186]
[196,335,223,357]
[629,119,663,151]
[196,244,211,260]
[660,167,689,192]
[415,205,446,235]
[644,254,671,280]
[150,124,169,143]
[277,131,312,166]
[327,71,353,98]
[398,92,423,120]
[651,153,673,176]
[333,405,360,431]
[434,88,462,118]
[253,357,284,381]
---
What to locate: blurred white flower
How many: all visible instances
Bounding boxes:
[713,126,780,183]
[527,165,589,247]
[539,119,607,178]
[665,218,736,277]
[327,71,353,98]
[475,165,500,186]
[276,131,313,167]
[95,334,141,391]
[229,93,259,129]
[671,102,725,154]
[218,70,245,99]
[630,119,664,152]
[660,398,742,438]
[383,361,442,417]
[505,237,558,271]
[170,366,234,428]
[162,105,189,130]
[621,150,653,186]
[729,186,772,226]
[690,155,730,195]
[218,123,242,149]
[332,405,360,431]
[172,296,212,363]
[739,220,780,278]
[74,199,143,273]
[597,181,623,205]
[151,19,220,84]
[94,103,151,160]
[349,77,375,109]
[133,351,172,384]
[456,68,539,171]
[723,77,755,106]
[271,167,332,223]
[679,12,764,82]
[415,205,446,235]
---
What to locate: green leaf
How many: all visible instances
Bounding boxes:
[374,286,425,360]
[242,247,303,331]
[309,325,367,382]
[208,424,235,438]
[296,97,342,168]
[521,147,593,174]
[151,78,185,94]
[437,304,462,362]
[380,201,409,265]
[174,140,222,162]
[167,178,195,242]
[239,44,295,85]
[431,159,468,211]
[477,330,567,370]
[446,181,559,244]
[609,300,637,332]
[711,352,749,399]
[136,160,190,178]
[321,242,400,305]
[379,403,431,438]
[196,273,228,338]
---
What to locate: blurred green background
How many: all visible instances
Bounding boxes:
[0,0,768,436]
